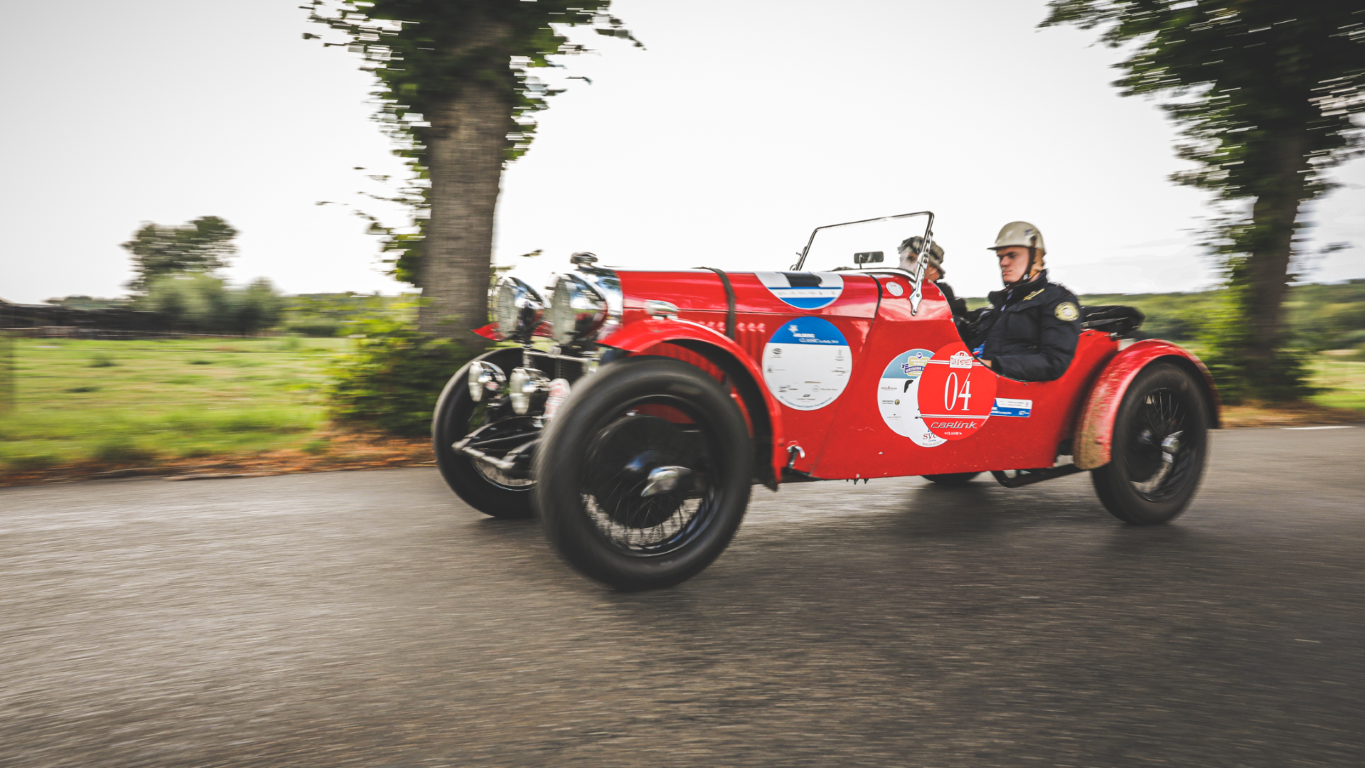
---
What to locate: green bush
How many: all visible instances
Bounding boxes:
[1197,288,1317,404]
[324,311,473,436]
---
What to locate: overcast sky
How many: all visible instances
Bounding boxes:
[2,0,1361,305]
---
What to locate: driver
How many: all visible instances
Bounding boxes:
[898,237,967,319]
[971,222,1081,382]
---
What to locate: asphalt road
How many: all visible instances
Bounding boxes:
[3,426,1364,767]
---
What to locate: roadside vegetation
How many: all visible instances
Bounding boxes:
[4,280,1363,483]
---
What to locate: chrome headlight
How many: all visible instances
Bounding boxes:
[467,361,506,403]
[508,366,550,415]
[548,274,608,345]
[493,277,545,342]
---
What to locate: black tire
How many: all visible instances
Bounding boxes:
[922,472,981,486]
[534,357,753,591]
[433,347,534,519]
[1091,362,1210,525]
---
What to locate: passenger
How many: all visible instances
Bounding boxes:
[898,237,967,319]
[971,222,1081,382]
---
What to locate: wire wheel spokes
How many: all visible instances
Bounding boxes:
[1125,388,1196,502]
[580,408,718,556]
[465,401,535,489]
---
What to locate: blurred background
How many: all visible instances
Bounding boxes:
[1,0,1362,480]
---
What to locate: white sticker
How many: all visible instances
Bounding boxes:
[754,271,845,310]
[544,378,572,419]
[877,349,946,447]
[885,281,905,297]
[761,317,852,411]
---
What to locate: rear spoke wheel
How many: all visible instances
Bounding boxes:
[1092,363,1210,525]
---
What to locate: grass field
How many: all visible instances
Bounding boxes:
[1310,357,1365,411]
[0,337,347,472]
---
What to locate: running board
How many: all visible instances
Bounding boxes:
[991,464,1085,488]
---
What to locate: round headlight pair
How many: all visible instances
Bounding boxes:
[548,274,608,345]
[493,277,545,342]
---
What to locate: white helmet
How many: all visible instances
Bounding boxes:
[988,221,1046,256]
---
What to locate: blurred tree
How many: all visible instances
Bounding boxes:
[306,1,639,344]
[142,273,228,331]
[1042,2,1365,400]
[122,216,239,294]
[141,274,284,335]
[229,278,286,335]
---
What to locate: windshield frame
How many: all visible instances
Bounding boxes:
[790,210,935,272]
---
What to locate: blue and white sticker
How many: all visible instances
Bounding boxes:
[877,349,946,447]
[754,271,844,310]
[761,317,852,411]
[990,398,1033,418]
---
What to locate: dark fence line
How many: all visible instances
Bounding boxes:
[0,300,282,340]
[0,327,282,340]
[0,300,164,333]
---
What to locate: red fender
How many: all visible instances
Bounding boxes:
[1073,340,1221,470]
[600,319,787,484]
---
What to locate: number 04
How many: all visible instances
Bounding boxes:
[943,373,973,411]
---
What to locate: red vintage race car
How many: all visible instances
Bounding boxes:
[433,212,1219,590]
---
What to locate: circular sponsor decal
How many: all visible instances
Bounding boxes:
[877,349,945,448]
[761,316,852,411]
[544,378,572,419]
[885,281,905,297]
[754,271,844,310]
[916,343,998,441]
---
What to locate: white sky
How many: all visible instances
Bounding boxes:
[1,0,1361,305]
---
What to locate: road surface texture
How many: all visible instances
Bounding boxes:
[2,427,1362,767]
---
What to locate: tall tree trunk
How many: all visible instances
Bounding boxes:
[1240,129,1308,364]
[418,26,511,349]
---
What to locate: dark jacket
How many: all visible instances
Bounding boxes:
[970,270,1081,382]
[935,280,968,319]
[935,280,973,344]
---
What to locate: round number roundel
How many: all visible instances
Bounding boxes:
[915,343,997,441]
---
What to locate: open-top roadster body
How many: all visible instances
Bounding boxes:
[434,212,1219,590]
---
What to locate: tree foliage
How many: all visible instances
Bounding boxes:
[1042,1,1365,400]
[306,1,639,286]
[1044,2,1365,199]
[122,216,239,294]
